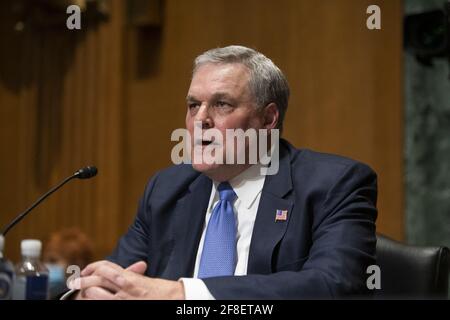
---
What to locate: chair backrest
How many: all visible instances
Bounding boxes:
[375,234,449,299]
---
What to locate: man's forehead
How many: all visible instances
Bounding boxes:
[188,63,251,97]
[186,92,234,101]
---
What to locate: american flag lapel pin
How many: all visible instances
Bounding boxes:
[275,209,288,222]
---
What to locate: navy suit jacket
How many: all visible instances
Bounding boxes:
[108,140,378,299]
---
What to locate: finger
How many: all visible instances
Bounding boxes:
[68,274,121,293]
[83,286,117,300]
[91,265,128,288]
[82,260,124,277]
[126,261,147,274]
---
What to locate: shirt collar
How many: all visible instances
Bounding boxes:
[208,164,267,210]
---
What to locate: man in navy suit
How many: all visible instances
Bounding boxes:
[70,45,377,299]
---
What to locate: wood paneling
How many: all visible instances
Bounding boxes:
[0,0,124,261]
[0,0,403,263]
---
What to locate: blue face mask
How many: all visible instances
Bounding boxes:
[45,264,67,297]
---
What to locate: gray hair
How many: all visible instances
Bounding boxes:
[193,45,290,131]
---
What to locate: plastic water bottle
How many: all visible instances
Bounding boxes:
[0,235,14,300]
[12,239,49,300]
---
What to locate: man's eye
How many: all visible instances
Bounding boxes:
[188,103,199,109]
[216,101,230,107]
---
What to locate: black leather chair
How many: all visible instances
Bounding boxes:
[375,234,450,299]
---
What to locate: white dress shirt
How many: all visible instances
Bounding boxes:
[62,165,266,300]
[180,164,266,299]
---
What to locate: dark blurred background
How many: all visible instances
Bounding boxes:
[0,0,448,271]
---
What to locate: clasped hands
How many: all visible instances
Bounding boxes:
[68,260,185,300]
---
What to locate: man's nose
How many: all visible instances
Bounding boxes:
[195,104,213,129]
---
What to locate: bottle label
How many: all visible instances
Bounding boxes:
[25,275,49,300]
[13,275,49,300]
[0,272,13,299]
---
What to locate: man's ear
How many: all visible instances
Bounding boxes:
[262,103,279,130]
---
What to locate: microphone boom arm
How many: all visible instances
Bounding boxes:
[1,166,97,236]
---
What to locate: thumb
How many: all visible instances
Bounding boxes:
[126,261,147,274]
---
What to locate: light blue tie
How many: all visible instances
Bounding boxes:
[198,182,237,278]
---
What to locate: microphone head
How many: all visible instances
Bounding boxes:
[75,166,98,179]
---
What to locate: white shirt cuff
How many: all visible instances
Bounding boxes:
[179,278,215,300]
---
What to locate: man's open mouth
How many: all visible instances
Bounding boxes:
[202,140,212,146]
[195,139,214,146]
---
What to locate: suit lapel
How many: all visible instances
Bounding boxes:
[164,141,294,277]
[165,174,211,279]
[247,141,293,274]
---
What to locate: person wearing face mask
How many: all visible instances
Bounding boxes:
[42,228,93,298]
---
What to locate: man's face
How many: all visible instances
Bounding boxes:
[185,63,264,176]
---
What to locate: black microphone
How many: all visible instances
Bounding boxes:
[1,166,98,236]
[74,166,98,179]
